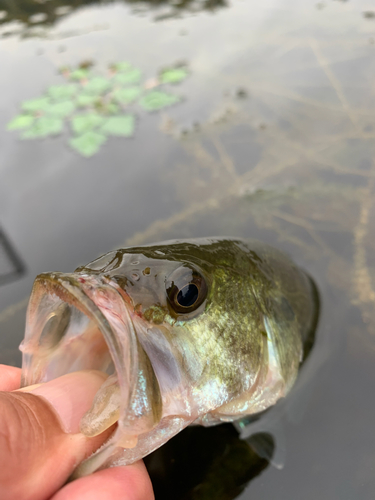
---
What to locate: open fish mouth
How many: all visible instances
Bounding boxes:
[20,272,166,476]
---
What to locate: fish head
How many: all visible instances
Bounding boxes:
[19,238,317,476]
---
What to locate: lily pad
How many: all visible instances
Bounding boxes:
[69,131,107,157]
[45,100,75,118]
[103,103,120,114]
[139,91,180,111]
[113,87,142,104]
[84,77,111,95]
[48,84,77,100]
[69,68,90,81]
[6,60,189,157]
[160,67,189,84]
[7,115,34,130]
[21,117,63,138]
[114,68,142,85]
[91,101,119,115]
[71,113,105,135]
[100,115,135,137]
[76,94,100,107]
[112,61,133,72]
[21,97,51,113]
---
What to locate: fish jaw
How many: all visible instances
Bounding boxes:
[19,272,164,464]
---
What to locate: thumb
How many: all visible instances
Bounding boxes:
[0,370,113,500]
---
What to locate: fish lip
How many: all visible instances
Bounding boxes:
[20,272,138,417]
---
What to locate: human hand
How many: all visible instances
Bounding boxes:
[0,364,154,500]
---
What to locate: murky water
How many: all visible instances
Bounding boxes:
[1,0,375,498]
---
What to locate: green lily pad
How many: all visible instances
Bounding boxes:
[160,67,189,84]
[21,117,63,138]
[76,94,100,107]
[7,115,34,130]
[48,84,77,100]
[100,115,135,137]
[45,100,75,118]
[112,61,133,72]
[71,113,105,135]
[139,91,180,111]
[114,68,142,85]
[69,131,107,157]
[104,103,120,114]
[69,68,90,80]
[21,97,51,113]
[91,101,119,114]
[113,87,142,104]
[84,77,111,95]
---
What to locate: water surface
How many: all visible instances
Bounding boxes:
[1,0,375,498]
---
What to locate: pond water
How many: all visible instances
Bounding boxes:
[1,0,375,498]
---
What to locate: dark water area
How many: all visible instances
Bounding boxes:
[1,0,375,498]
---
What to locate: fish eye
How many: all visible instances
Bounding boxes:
[166,267,208,314]
[177,284,199,307]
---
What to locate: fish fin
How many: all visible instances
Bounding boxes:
[246,428,286,470]
[246,433,275,464]
[234,407,287,470]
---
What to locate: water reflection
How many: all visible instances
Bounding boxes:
[0,0,227,32]
[145,425,273,500]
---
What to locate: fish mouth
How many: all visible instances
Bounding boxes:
[21,272,137,401]
[20,271,162,475]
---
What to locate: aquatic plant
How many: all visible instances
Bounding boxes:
[7,62,188,157]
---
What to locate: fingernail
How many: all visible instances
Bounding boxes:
[26,371,108,434]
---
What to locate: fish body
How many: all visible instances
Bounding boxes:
[20,238,318,475]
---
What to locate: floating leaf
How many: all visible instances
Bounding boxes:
[84,77,111,95]
[45,100,75,118]
[160,67,189,84]
[69,131,107,157]
[113,87,142,104]
[114,68,142,85]
[76,93,100,107]
[69,68,90,80]
[92,101,119,115]
[71,113,105,135]
[21,97,51,113]
[111,61,132,72]
[22,117,63,138]
[139,91,180,111]
[101,115,135,137]
[48,84,77,100]
[104,103,120,114]
[7,115,34,130]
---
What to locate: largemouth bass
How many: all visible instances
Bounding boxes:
[20,238,318,476]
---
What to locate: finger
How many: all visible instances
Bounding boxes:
[51,461,154,500]
[0,365,22,391]
[0,370,115,500]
